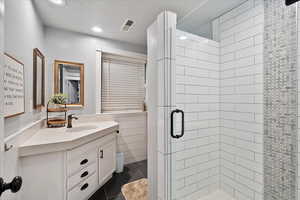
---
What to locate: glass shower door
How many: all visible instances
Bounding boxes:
[147,10,220,200]
[169,30,221,200]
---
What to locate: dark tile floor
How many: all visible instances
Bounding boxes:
[89,160,147,200]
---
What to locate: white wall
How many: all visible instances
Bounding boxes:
[3,2,45,199]
[216,0,264,199]
[4,0,45,138]
[297,3,300,200]
[0,0,5,182]
[146,19,159,200]
[173,30,220,200]
[45,27,146,115]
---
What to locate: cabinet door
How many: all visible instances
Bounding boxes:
[99,140,116,184]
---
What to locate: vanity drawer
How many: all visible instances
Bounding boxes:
[67,134,115,162]
[67,173,98,200]
[67,150,97,176]
[68,162,97,190]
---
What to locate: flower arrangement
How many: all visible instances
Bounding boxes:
[49,93,68,105]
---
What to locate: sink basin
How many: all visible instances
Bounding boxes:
[66,125,99,133]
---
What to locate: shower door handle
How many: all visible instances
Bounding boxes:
[170,109,184,139]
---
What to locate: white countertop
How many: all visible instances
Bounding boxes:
[19,121,119,157]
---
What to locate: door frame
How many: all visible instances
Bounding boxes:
[0,0,5,198]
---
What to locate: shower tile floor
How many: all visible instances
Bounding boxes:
[198,190,235,200]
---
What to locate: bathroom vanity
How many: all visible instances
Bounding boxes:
[18,121,118,200]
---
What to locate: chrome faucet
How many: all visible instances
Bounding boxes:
[67,114,78,128]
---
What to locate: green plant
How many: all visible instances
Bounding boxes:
[49,93,67,104]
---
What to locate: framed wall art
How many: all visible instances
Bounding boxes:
[33,48,45,109]
[4,53,25,118]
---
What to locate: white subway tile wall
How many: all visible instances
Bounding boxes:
[115,114,147,164]
[171,1,300,199]
[173,30,220,200]
[298,3,300,200]
[218,0,264,199]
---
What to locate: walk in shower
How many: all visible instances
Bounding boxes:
[147,0,299,200]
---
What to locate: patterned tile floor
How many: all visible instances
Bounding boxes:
[89,160,147,200]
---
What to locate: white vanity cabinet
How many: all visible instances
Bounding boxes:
[20,130,117,200]
[99,140,116,185]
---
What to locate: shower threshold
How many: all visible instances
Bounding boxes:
[198,190,235,200]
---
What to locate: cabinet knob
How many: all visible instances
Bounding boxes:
[0,176,22,196]
[80,159,88,165]
[80,183,89,191]
[80,171,89,178]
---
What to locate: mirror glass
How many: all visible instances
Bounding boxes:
[54,60,84,106]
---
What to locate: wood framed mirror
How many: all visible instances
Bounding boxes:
[54,60,84,107]
[33,48,45,109]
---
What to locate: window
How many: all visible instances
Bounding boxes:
[101,53,145,113]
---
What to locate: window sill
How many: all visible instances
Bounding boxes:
[99,110,147,117]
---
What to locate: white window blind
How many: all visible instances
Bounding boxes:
[101,53,145,112]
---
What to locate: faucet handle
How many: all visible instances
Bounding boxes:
[68,114,78,120]
[68,114,74,118]
[67,114,78,128]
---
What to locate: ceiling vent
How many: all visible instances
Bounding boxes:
[121,19,134,32]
